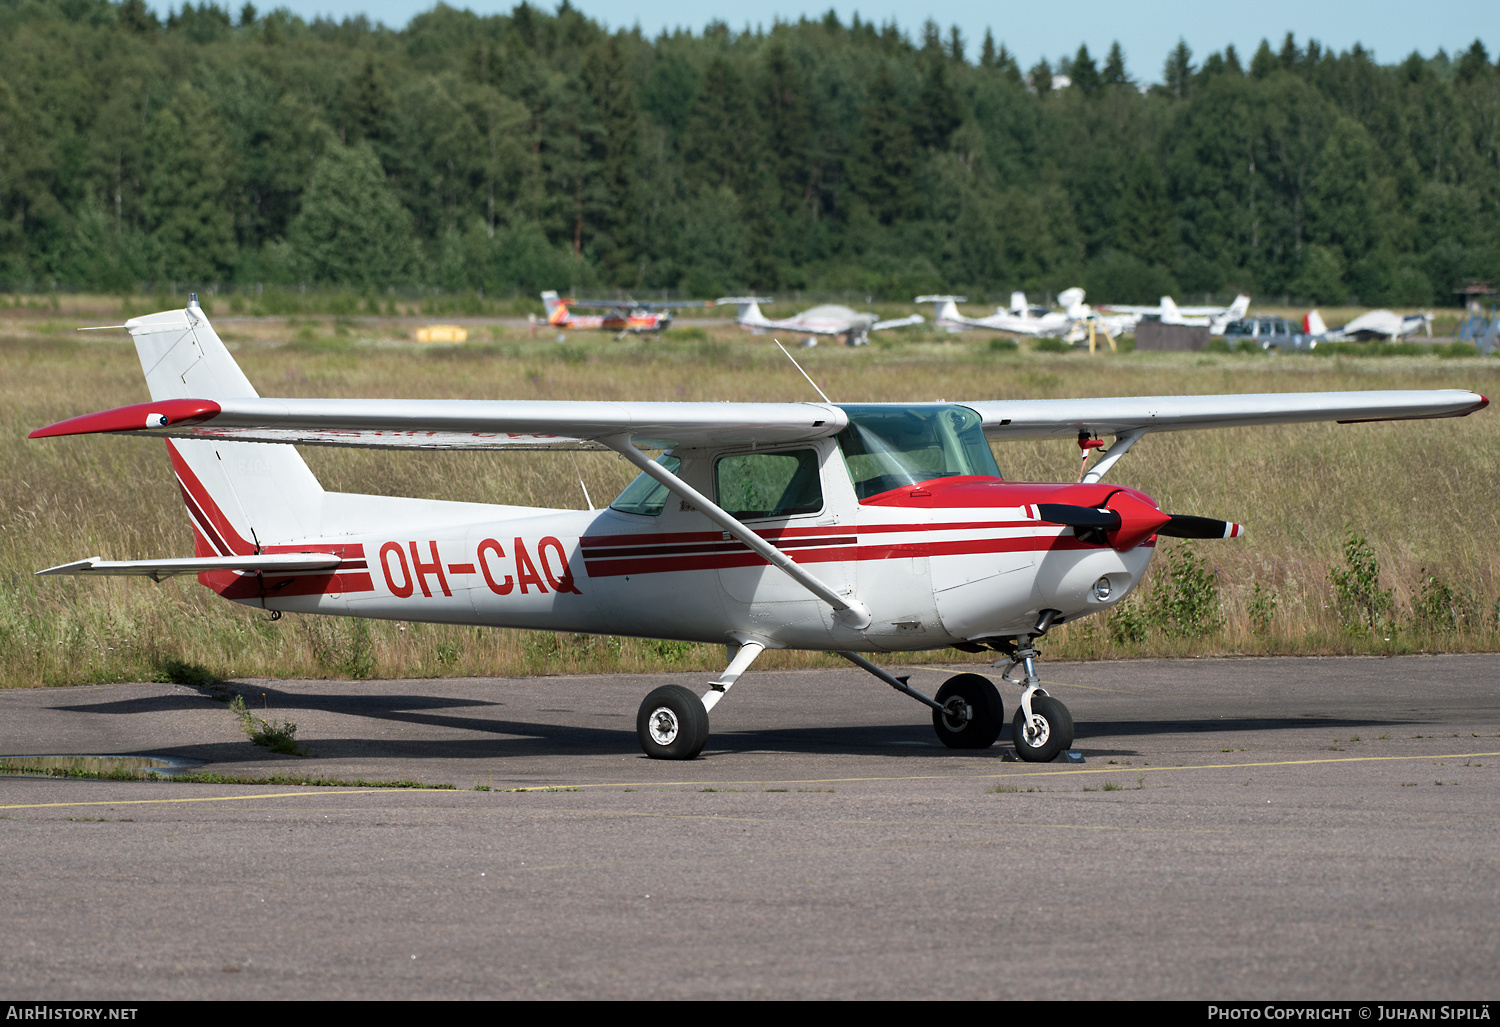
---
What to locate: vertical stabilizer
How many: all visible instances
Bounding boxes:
[1160,296,1183,323]
[1009,291,1028,315]
[541,290,569,325]
[124,298,323,550]
[716,296,774,328]
[1304,310,1328,336]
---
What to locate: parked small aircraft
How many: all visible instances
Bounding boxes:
[920,289,1131,348]
[1304,309,1433,342]
[718,297,922,346]
[541,291,706,337]
[31,299,1487,761]
[1101,295,1251,336]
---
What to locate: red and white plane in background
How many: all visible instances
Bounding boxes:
[541,291,706,337]
[718,296,923,346]
[1304,309,1433,342]
[31,298,1487,761]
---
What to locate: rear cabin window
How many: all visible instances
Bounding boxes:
[714,450,823,520]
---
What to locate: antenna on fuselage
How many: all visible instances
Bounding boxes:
[775,339,832,403]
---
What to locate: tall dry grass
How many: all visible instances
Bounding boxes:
[2,309,1497,688]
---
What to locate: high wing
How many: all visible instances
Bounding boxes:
[30,397,850,450]
[32,392,1485,451]
[969,391,1486,440]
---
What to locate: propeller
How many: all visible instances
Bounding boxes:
[1037,503,1243,547]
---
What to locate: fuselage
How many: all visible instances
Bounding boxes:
[184,430,1156,653]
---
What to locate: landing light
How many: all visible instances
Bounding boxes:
[1093,576,1112,600]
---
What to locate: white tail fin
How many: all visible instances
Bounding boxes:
[125,298,323,552]
[1009,291,1028,315]
[1227,294,1250,320]
[915,295,965,326]
[1057,287,1087,318]
[1160,296,1183,322]
[716,296,774,327]
[1304,310,1328,336]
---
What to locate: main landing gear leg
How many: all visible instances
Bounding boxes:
[838,652,1004,750]
[636,640,766,761]
[993,636,1074,763]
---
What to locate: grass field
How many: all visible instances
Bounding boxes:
[3,295,1497,689]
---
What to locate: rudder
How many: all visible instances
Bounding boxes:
[125,297,323,550]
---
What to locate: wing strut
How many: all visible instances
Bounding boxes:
[1080,429,1146,484]
[604,436,873,630]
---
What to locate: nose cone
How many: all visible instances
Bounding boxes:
[1105,490,1171,550]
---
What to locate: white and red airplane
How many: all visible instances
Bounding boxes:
[718,297,923,346]
[31,299,1488,761]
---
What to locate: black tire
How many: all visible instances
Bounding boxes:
[637,685,709,760]
[1011,694,1074,763]
[931,674,1004,750]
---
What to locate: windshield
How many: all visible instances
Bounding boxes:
[836,404,1000,500]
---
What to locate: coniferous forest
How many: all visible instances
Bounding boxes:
[3,0,1499,305]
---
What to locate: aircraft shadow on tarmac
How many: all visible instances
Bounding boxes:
[52,685,1424,764]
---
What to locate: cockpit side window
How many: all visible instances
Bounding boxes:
[714,449,823,520]
[835,404,1001,500]
[610,453,679,516]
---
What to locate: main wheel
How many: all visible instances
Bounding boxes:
[1011,694,1074,762]
[637,685,709,760]
[931,674,1004,749]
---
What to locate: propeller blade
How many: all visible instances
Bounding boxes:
[1157,515,1245,539]
[1036,504,1120,530]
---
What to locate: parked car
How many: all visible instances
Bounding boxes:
[1221,316,1311,350]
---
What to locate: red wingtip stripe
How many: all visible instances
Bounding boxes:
[29,399,221,439]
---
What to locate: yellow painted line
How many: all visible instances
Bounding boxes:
[503,751,1500,792]
[0,789,385,811]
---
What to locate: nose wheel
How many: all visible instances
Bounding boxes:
[1012,693,1074,762]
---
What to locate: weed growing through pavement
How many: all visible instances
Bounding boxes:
[229,693,302,754]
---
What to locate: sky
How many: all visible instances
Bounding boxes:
[218,0,1498,80]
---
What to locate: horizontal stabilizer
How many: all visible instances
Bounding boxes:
[37,553,341,582]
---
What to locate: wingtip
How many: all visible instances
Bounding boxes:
[29,399,221,439]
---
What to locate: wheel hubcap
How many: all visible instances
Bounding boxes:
[648,707,680,745]
[941,697,972,732]
[1023,715,1050,747]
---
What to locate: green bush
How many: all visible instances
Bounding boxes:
[1329,530,1394,634]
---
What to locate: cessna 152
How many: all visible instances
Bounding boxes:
[718,296,923,346]
[541,291,706,337]
[32,299,1487,761]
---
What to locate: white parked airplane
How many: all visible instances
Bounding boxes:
[31,298,1488,761]
[921,289,1133,346]
[718,296,923,346]
[1102,295,1251,336]
[1304,309,1433,342]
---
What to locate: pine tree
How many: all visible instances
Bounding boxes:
[855,65,918,224]
[1071,44,1101,95]
[1103,42,1129,86]
[1163,39,1194,99]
